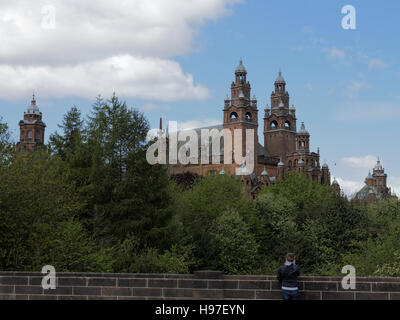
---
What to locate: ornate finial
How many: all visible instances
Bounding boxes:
[235,58,246,73]
[31,90,36,105]
[27,91,40,113]
[275,70,285,83]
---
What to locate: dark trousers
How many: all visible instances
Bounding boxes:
[282,289,300,300]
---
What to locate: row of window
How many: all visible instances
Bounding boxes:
[229,112,252,121]
[23,130,41,140]
[270,120,290,129]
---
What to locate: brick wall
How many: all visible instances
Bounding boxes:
[1,271,400,300]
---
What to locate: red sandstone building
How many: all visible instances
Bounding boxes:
[166,60,332,195]
[354,159,398,203]
[16,94,46,152]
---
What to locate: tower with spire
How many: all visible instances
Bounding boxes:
[263,72,327,183]
[17,94,46,152]
[223,59,258,161]
[263,71,297,162]
[355,158,397,203]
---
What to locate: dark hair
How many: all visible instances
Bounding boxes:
[286,253,295,262]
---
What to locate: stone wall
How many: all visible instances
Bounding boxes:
[0,271,400,300]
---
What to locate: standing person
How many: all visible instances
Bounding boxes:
[277,253,300,300]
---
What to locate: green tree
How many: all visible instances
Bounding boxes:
[177,174,252,270]
[208,209,259,274]
[0,117,13,166]
[85,94,174,249]
[49,106,84,160]
[110,235,193,274]
[0,151,109,271]
[341,199,400,276]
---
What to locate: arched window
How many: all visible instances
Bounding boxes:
[270,121,278,128]
[245,112,252,121]
[230,112,238,120]
[284,121,290,128]
[27,130,32,140]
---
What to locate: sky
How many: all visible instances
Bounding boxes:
[0,0,399,196]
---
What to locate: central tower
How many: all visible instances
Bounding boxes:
[223,60,258,164]
[263,72,297,161]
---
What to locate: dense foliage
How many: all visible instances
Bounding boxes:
[1,97,399,276]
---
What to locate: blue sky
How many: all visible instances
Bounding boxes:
[0,0,399,195]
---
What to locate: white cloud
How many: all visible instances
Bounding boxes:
[177,118,221,131]
[388,176,400,196]
[0,55,210,101]
[326,47,345,60]
[368,58,387,70]
[0,0,240,101]
[357,51,369,60]
[335,177,364,197]
[345,81,372,99]
[290,46,305,53]
[139,103,171,112]
[341,155,377,169]
[302,26,313,34]
[162,118,220,132]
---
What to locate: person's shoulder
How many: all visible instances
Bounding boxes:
[277,264,285,271]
